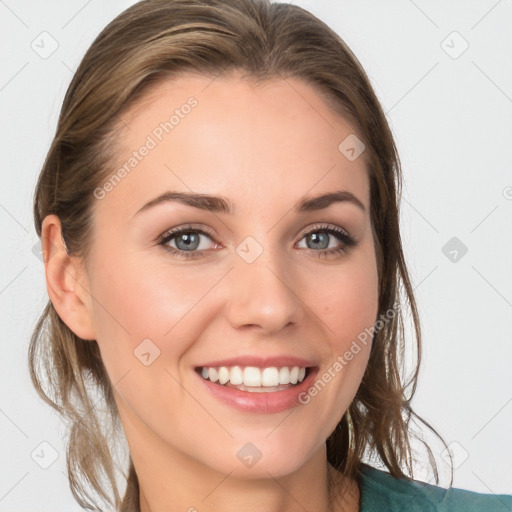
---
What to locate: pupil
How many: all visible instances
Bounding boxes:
[309,232,328,250]
[177,232,198,250]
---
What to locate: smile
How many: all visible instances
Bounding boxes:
[194,363,319,414]
[197,365,309,392]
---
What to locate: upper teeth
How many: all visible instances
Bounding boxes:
[201,366,307,387]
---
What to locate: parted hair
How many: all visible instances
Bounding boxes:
[29,0,451,510]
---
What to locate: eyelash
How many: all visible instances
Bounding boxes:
[158,223,358,260]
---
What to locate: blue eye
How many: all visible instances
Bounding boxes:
[159,226,216,259]
[158,223,357,260]
[296,225,357,258]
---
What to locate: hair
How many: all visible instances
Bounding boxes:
[29,0,453,510]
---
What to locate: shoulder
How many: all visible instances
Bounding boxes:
[358,463,512,512]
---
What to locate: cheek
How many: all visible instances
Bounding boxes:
[298,251,378,431]
[87,252,226,371]
[313,253,379,348]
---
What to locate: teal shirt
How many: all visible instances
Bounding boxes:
[359,463,512,511]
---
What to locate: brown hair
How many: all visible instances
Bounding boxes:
[29,0,452,510]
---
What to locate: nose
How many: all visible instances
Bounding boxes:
[223,244,303,334]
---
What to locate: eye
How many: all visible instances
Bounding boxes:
[158,225,218,259]
[158,223,358,260]
[296,224,357,258]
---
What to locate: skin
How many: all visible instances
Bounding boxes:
[42,72,379,512]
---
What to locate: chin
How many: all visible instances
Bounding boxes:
[201,437,316,481]
[217,456,309,481]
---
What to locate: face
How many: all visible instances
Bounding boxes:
[71,73,379,480]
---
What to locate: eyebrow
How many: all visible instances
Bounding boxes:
[133,189,366,217]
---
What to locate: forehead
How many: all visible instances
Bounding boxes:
[95,72,370,220]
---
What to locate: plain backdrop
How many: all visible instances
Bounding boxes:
[0,0,511,510]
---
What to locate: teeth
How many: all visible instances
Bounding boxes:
[208,367,219,383]
[244,367,261,386]
[279,367,290,385]
[199,365,308,387]
[261,367,279,387]
[218,366,230,385]
[229,366,244,385]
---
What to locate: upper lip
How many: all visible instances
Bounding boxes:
[195,356,318,369]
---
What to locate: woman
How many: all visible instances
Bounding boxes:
[29,0,512,510]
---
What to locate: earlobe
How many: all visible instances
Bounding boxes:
[41,214,96,341]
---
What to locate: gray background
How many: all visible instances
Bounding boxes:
[0,0,511,510]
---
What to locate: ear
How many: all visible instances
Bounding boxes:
[41,214,96,340]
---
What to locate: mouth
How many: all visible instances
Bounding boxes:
[193,354,320,414]
[194,365,315,393]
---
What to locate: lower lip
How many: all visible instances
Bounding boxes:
[195,367,319,414]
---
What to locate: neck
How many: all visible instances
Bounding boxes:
[137,455,358,512]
